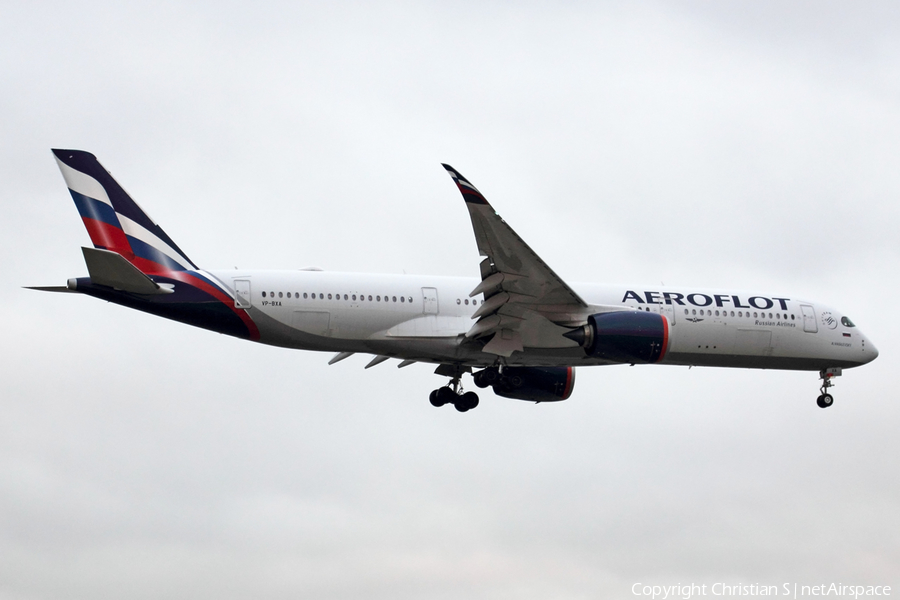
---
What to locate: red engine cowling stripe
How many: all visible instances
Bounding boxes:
[656,315,670,363]
[562,366,575,400]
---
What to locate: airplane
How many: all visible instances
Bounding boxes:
[30,149,878,412]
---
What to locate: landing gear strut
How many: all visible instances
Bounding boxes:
[429,365,480,412]
[817,368,841,408]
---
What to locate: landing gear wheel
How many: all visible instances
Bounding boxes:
[453,391,479,412]
[431,366,480,412]
[436,387,455,406]
[430,387,455,407]
[473,368,499,389]
[817,369,840,409]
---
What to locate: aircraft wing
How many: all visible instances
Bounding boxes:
[442,164,591,357]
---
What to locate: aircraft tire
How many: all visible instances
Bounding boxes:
[473,368,498,388]
[816,393,834,408]
[462,391,479,410]
[429,389,443,407]
[436,387,456,406]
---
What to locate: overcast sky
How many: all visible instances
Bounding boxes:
[2,1,899,598]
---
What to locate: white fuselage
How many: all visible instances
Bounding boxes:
[206,269,877,371]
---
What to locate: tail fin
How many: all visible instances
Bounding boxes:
[52,149,197,273]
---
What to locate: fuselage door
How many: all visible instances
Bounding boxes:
[234,279,251,309]
[800,304,817,333]
[422,287,438,315]
[659,301,676,326]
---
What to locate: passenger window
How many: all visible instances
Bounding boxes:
[287,292,291,298]
[457,299,461,305]
[377,296,381,302]
[277,292,282,298]
[400,296,405,303]
[368,295,372,301]
[465,299,469,305]
[344,294,348,300]
[270,291,275,297]
[262,291,267,298]
[753,312,758,318]
[328,294,332,300]
[473,299,477,306]
[392,296,397,302]
[715,310,719,316]
[730,311,735,317]
[692,309,696,315]
[408,296,413,303]
[684,309,688,315]
[303,293,308,299]
[841,316,856,327]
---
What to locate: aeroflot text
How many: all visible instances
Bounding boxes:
[631,583,891,599]
[622,291,790,310]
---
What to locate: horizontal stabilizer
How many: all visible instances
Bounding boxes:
[23,286,79,293]
[82,247,172,294]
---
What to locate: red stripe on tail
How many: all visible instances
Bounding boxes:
[82,218,134,260]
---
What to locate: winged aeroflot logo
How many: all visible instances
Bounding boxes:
[821,311,838,330]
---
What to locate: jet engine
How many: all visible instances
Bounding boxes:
[473,366,575,402]
[565,311,669,364]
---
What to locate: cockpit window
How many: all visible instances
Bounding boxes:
[841,316,856,328]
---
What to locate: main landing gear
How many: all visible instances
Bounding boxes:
[817,368,841,408]
[429,387,479,412]
[429,365,479,412]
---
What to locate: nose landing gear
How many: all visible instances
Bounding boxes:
[817,368,841,408]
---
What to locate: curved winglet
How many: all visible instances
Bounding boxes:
[442,164,489,205]
[441,164,588,356]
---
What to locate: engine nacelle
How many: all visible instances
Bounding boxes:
[566,311,669,364]
[473,366,575,402]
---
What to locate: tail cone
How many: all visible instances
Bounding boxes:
[564,325,590,347]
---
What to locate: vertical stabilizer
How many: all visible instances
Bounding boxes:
[52,149,197,273]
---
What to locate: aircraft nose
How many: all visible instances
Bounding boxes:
[862,336,878,364]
